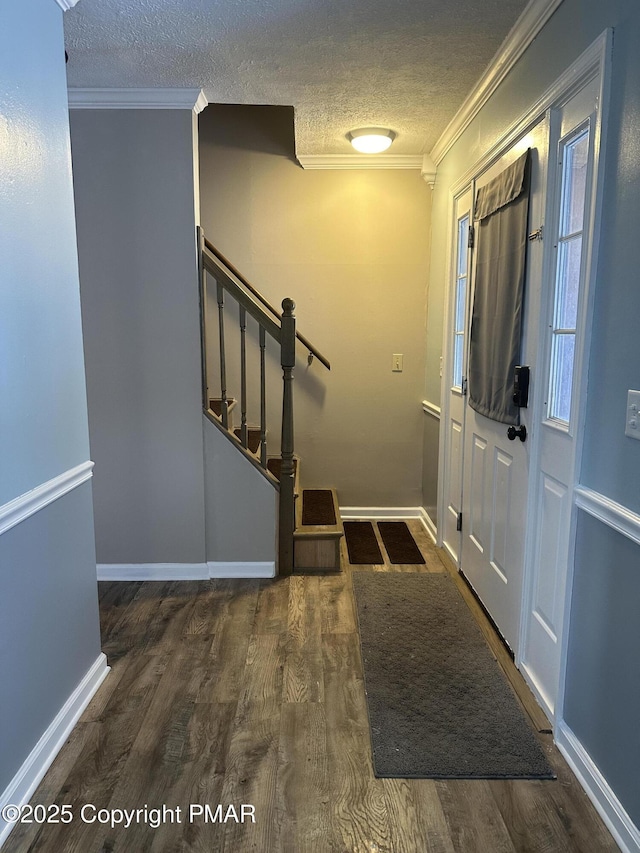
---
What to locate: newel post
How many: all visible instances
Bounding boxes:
[279,298,296,576]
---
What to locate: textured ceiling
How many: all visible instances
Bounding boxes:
[64,0,530,156]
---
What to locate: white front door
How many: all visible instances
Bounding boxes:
[519,77,601,719]
[460,119,549,656]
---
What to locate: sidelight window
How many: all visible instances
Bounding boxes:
[547,126,590,425]
[452,214,469,390]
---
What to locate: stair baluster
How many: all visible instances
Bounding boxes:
[279,298,296,576]
[216,280,229,429]
[259,326,267,467]
[200,231,331,577]
[239,305,248,449]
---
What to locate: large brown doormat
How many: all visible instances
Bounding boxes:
[343,522,384,564]
[377,521,426,564]
[352,572,555,779]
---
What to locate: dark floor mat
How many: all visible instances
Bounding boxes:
[352,572,555,779]
[377,521,425,564]
[343,521,384,565]
[302,490,336,525]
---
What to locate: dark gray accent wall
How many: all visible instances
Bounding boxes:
[0,0,102,796]
[0,485,101,792]
[70,110,206,564]
[427,0,640,828]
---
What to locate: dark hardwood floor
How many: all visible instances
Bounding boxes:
[4,522,619,852]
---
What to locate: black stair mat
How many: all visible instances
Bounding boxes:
[377,521,425,565]
[343,521,384,565]
[301,490,336,526]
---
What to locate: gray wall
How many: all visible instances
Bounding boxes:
[426,0,640,827]
[203,418,277,565]
[70,110,206,564]
[0,0,101,794]
[199,105,432,508]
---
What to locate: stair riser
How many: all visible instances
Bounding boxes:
[294,538,341,573]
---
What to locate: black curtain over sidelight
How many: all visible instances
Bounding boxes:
[468,149,531,425]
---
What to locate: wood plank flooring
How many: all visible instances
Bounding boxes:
[4,522,619,852]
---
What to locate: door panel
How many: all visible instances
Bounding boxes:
[520,77,600,717]
[461,118,549,655]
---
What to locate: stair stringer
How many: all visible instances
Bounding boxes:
[203,414,278,574]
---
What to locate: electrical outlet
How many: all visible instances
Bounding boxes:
[392,354,403,372]
[625,390,640,440]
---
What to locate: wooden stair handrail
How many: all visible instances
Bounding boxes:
[203,237,331,371]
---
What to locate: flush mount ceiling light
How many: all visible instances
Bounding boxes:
[347,127,396,154]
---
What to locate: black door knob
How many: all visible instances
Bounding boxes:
[507,424,527,442]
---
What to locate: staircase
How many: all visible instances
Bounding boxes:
[198,229,343,576]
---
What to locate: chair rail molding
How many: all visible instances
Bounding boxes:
[430,0,566,164]
[0,461,94,537]
[574,486,640,547]
[422,399,442,419]
[68,88,208,113]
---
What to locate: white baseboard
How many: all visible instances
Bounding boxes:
[339,506,426,521]
[97,563,209,581]
[97,562,276,580]
[418,507,438,544]
[556,720,640,853]
[208,562,276,578]
[0,653,109,848]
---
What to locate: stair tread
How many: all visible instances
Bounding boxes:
[266,457,298,481]
[294,488,343,539]
[208,398,237,417]
[233,427,262,455]
[301,489,337,526]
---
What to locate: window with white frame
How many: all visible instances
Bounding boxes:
[547,125,590,425]
[453,213,469,390]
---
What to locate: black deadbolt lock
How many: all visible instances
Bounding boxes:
[513,365,530,408]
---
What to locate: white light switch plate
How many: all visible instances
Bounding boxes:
[625,390,640,439]
[392,354,403,372]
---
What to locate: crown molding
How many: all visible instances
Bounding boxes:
[297,154,424,171]
[430,0,566,165]
[68,88,208,113]
[421,154,437,187]
[55,0,81,9]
